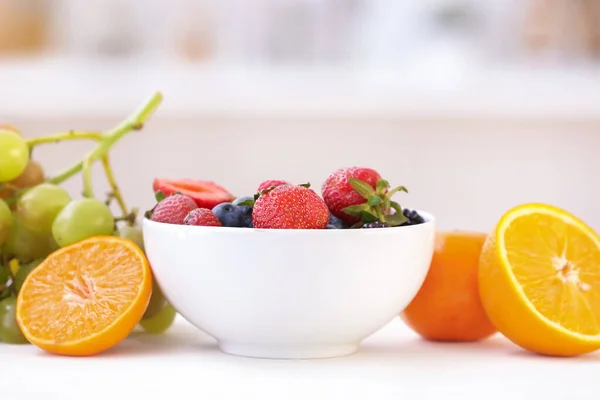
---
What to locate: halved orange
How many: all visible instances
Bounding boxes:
[479,203,600,356]
[16,236,152,356]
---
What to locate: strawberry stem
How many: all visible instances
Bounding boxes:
[343,177,410,226]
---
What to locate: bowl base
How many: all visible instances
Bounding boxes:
[218,341,359,360]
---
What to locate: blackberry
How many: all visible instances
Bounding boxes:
[402,208,425,226]
[362,221,391,229]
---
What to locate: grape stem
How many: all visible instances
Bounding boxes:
[114,209,138,226]
[43,92,163,219]
[48,92,163,185]
[26,131,103,147]
[101,155,128,217]
[82,158,94,198]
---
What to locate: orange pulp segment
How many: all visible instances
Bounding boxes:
[16,236,152,356]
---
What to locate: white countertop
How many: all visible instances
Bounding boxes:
[3,315,597,400]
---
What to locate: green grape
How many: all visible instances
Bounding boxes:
[143,278,166,319]
[14,259,43,293]
[139,303,176,334]
[0,130,29,182]
[0,198,13,246]
[119,225,144,252]
[17,183,71,233]
[0,297,29,344]
[52,198,114,247]
[4,214,56,261]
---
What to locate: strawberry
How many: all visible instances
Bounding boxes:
[183,208,222,226]
[153,178,234,209]
[257,179,289,192]
[322,166,409,228]
[150,193,198,225]
[252,184,329,229]
[321,167,382,224]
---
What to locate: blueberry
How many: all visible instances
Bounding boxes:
[402,208,425,226]
[412,212,425,224]
[326,224,339,229]
[232,195,254,217]
[212,203,247,227]
[242,213,253,228]
[328,214,346,229]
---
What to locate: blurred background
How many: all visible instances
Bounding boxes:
[2,0,600,65]
[0,0,599,231]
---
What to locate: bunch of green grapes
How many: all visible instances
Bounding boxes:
[0,129,45,344]
[0,94,174,344]
[1,130,115,255]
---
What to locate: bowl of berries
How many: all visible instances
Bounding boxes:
[143,167,436,359]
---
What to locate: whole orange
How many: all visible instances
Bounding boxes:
[400,230,497,342]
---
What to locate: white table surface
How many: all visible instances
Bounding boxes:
[1,315,597,400]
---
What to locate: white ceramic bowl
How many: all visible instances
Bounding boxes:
[143,211,436,359]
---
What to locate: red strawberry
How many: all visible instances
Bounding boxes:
[321,167,382,224]
[257,179,289,192]
[183,208,222,226]
[153,178,234,209]
[252,185,329,229]
[151,194,198,225]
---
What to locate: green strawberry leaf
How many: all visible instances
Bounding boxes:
[299,182,311,188]
[387,185,409,198]
[154,190,166,202]
[253,186,274,201]
[367,195,382,206]
[384,213,408,226]
[376,179,390,194]
[389,201,403,215]
[342,203,371,217]
[258,181,293,198]
[361,210,379,223]
[262,186,278,193]
[144,205,156,220]
[236,199,255,208]
[348,178,375,199]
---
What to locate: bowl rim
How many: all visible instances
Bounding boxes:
[142,209,436,235]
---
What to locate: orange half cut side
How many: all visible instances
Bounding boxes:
[16,236,152,356]
[479,203,600,356]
